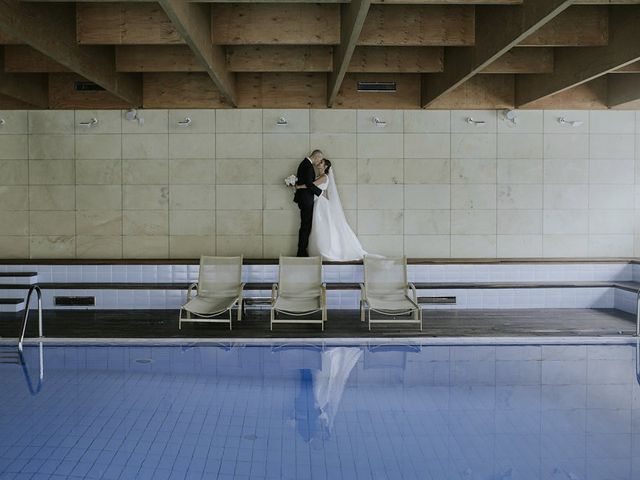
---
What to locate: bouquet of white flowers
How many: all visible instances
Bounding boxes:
[284,174,297,187]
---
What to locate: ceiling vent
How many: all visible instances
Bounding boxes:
[74,81,105,92]
[357,81,397,93]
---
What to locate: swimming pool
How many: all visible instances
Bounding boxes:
[1,341,639,480]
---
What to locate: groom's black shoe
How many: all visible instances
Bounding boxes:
[296,250,309,257]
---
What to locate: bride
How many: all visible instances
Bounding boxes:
[295,159,368,261]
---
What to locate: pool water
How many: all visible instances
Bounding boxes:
[1,342,639,480]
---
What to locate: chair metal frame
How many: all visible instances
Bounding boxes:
[179,256,245,331]
[360,256,423,331]
[270,256,327,331]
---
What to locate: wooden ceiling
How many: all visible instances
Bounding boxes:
[0,0,639,109]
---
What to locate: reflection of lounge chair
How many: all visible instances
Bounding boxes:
[360,256,422,331]
[179,256,244,331]
[270,256,327,331]
[364,344,421,370]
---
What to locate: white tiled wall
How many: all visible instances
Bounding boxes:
[0,109,639,259]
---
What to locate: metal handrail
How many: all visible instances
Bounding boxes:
[637,290,640,337]
[18,285,43,352]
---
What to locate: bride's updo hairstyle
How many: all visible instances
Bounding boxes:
[322,159,332,175]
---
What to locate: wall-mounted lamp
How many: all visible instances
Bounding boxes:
[0,119,5,126]
[276,116,288,126]
[78,118,99,128]
[558,117,583,127]
[177,117,192,127]
[466,117,486,126]
[372,116,386,127]
[504,110,518,126]
[125,109,144,125]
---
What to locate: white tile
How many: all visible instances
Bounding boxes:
[310,109,356,133]
[263,133,310,159]
[217,185,263,210]
[215,109,262,133]
[122,134,168,159]
[543,159,589,184]
[357,110,403,133]
[451,235,496,257]
[122,109,168,133]
[29,135,74,160]
[404,158,450,184]
[451,134,496,158]
[29,110,75,134]
[544,185,589,210]
[404,133,450,159]
[404,185,450,209]
[451,110,497,133]
[497,235,543,257]
[404,210,450,235]
[543,110,589,133]
[168,109,215,134]
[589,210,634,234]
[589,185,634,209]
[589,134,635,159]
[358,185,403,210]
[498,133,543,159]
[543,235,589,257]
[357,133,403,158]
[404,235,450,257]
[169,133,214,159]
[451,158,496,184]
[357,210,403,235]
[497,210,542,235]
[497,158,543,184]
[497,110,542,134]
[216,133,262,158]
[403,110,450,133]
[263,109,309,133]
[357,158,403,184]
[451,184,496,210]
[309,133,356,158]
[543,210,589,235]
[589,235,634,257]
[589,159,635,184]
[544,134,589,159]
[0,111,28,134]
[75,134,121,160]
[589,110,635,134]
[451,209,496,235]
[497,184,543,210]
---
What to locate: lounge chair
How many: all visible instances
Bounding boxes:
[179,255,244,330]
[360,256,422,331]
[270,256,327,331]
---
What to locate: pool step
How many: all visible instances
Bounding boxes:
[0,298,26,313]
[0,272,38,285]
[0,347,21,365]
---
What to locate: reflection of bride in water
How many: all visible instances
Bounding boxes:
[293,347,362,443]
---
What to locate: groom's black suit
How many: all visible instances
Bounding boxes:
[294,158,322,257]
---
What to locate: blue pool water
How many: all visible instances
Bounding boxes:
[1,342,640,480]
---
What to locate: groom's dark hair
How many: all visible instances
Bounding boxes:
[322,159,331,174]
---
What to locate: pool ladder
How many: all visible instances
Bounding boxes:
[17,285,43,352]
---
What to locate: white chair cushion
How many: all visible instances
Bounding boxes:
[183,295,238,315]
[274,294,321,313]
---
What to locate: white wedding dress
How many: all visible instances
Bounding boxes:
[308,170,368,261]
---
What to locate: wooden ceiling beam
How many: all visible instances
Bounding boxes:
[116,45,204,73]
[480,47,553,74]
[516,6,640,106]
[158,0,236,106]
[613,60,640,73]
[349,46,443,73]
[519,6,608,47]
[211,4,339,45]
[328,0,372,106]
[77,3,183,45]
[227,46,333,72]
[0,1,141,106]
[359,5,475,46]
[4,45,68,73]
[607,73,640,107]
[0,48,48,107]
[421,0,572,108]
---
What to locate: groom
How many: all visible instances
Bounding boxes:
[294,149,324,257]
